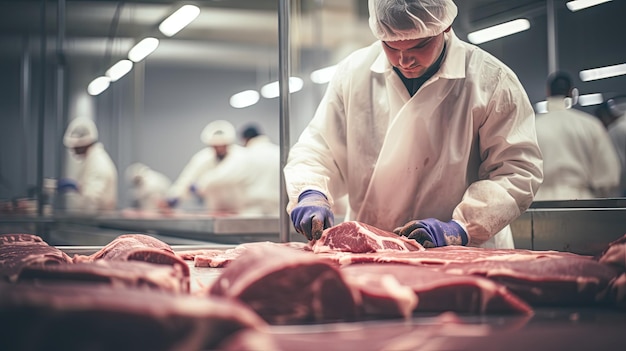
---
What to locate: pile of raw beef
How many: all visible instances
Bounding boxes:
[1,221,625,351]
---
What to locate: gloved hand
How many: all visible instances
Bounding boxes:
[166,198,179,208]
[393,218,468,248]
[189,184,198,195]
[56,178,78,193]
[290,190,334,241]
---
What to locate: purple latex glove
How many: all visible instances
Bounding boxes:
[290,190,334,241]
[393,218,468,248]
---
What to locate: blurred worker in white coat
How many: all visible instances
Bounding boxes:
[57,117,118,213]
[596,97,626,196]
[166,120,247,213]
[284,0,543,249]
[535,72,620,201]
[126,163,171,210]
[235,124,281,216]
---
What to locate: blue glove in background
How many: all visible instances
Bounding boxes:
[393,218,468,248]
[290,190,334,241]
[56,178,78,193]
[189,184,198,195]
[166,198,179,208]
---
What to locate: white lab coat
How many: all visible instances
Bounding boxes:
[66,142,118,214]
[535,97,621,200]
[168,147,225,204]
[192,144,250,213]
[284,31,543,248]
[240,135,281,216]
[131,169,171,210]
[608,114,626,196]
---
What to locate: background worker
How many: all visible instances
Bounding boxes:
[126,163,171,210]
[535,72,620,200]
[166,120,246,213]
[57,117,118,214]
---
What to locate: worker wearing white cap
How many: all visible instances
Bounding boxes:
[58,116,118,213]
[284,0,543,248]
[166,120,247,213]
[126,163,171,210]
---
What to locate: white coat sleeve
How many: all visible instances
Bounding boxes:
[168,149,214,200]
[589,123,621,197]
[452,71,543,245]
[284,77,348,213]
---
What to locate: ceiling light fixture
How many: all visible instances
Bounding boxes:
[87,76,111,96]
[566,0,612,12]
[579,63,626,81]
[105,59,133,82]
[159,4,200,37]
[230,90,260,108]
[467,19,530,45]
[310,65,337,84]
[128,37,159,62]
[260,77,304,99]
[578,93,604,106]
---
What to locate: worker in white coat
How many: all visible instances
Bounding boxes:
[57,117,118,213]
[236,124,281,216]
[166,120,246,213]
[126,163,171,210]
[596,97,626,196]
[284,0,543,249]
[535,72,620,201]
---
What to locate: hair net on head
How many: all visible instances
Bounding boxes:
[63,117,98,148]
[126,163,149,182]
[201,120,236,146]
[368,0,457,41]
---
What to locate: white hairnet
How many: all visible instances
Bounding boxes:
[201,120,236,146]
[368,0,458,41]
[63,117,98,148]
[126,162,149,182]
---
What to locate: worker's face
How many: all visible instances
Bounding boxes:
[382,27,450,79]
[212,145,228,160]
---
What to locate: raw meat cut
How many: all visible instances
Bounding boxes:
[319,245,590,267]
[191,241,310,268]
[73,234,190,278]
[598,233,626,271]
[442,256,620,306]
[341,263,532,315]
[312,221,424,254]
[208,243,359,324]
[18,259,189,293]
[0,281,267,351]
[0,233,72,282]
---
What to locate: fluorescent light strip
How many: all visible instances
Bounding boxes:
[230,90,260,109]
[128,37,159,62]
[566,0,612,12]
[261,77,304,99]
[467,19,530,45]
[106,59,133,82]
[578,93,604,106]
[87,76,111,96]
[159,5,200,37]
[310,65,337,84]
[580,63,626,81]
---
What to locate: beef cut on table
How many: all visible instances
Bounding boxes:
[341,263,532,316]
[73,234,190,278]
[442,256,621,306]
[208,243,359,325]
[312,221,424,254]
[0,280,267,351]
[189,241,310,268]
[0,233,72,282]
[18,259,190,294]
